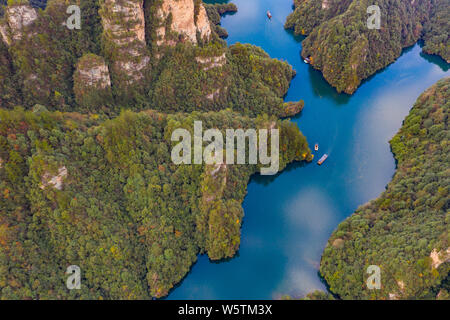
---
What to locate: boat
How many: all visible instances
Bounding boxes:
[314,143,319,151]
[267,11,272,19]
[304,57,311,64]
[317,154,328,165]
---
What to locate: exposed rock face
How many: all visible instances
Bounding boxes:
[101,0,146,46]
[195,53,226,71]
[157,0,212,45]
[206,88,221,101]
[0,4,38,45]
[430,248,450,269]
[80,65,111,88]
[331,238,344,249]
[40,167,67,190]
[75,55,111,89]
[115,49,151,83]
[388,293,398,300]
[0,24,9,46]
[100,0,150,83]
[74,54,113,108]
[322,0,330,9]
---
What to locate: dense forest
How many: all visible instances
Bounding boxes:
[0,107,310,299]
[204,2,237,38]
[2,0,448,301]
[0,0,312,299]
[320,78,449,299]
[285,0,450,94]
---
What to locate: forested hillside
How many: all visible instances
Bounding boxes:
[0,0,312,299]
[0,107,310,299]
[422,0,450,61]
[204,2,237,38]
[0,0,300,117]
[285,0,450,94]
[320,78,449,299]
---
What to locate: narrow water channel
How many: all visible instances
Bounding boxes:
[168,0,449,299]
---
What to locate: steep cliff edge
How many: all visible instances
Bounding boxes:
[74,53,113,109]
[99,0,151,88]
[2,1,74,108]
[0,0,103,109]
[0,2,37,46]
[155,0,211,46]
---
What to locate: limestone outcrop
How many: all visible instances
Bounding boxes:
[195,53,226,71]
[0,4,38,46]
[40,167,68,190]
[74,54,113,107]
[156,0,212,45]
[322,0,330,9]
[101,0,146,45]
[100,0,150,83]
[75,54,111,89]
[430,248,450,269]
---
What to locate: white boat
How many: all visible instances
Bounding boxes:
[317,154,328,165]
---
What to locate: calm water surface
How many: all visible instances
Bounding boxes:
[169,0,449,299]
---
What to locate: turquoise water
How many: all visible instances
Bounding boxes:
[168,0,449,299]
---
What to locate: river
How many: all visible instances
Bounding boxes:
[168,0,449,299]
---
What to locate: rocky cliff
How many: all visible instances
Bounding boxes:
[74,54,113,109]
[2,1,75,108]
[75,55,111,89]
[156,0,211,46]
[100,0,150,84]
[0,3,37,46]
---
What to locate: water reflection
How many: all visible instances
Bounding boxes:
[274,188,339,297]
[250,161,308,186]
[306,67,352,104]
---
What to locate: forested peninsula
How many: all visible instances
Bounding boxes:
[320,77,449,300]
[0,0,311,299]
[285,0,450,94]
